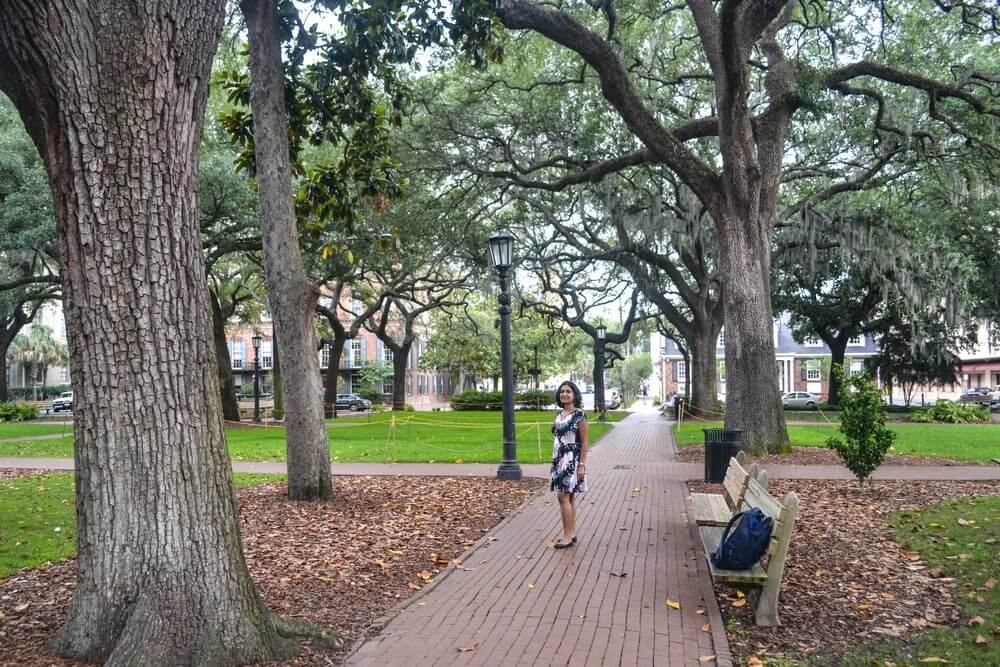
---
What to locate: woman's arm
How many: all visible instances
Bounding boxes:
[578,417,589,468]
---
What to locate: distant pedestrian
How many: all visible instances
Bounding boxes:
[550,380,588,549]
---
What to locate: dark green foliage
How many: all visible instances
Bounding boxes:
[825,366,896,486]
[450,389,554,411]
[4,384,71,400]
[516,389,553,410]
[909,400,991,424]
[356,387,383,405]
[0,401,39,422]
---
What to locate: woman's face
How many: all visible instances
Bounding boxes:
[559,385,575,407]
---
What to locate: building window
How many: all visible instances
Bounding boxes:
[677,361,687,382]
[436,375,444,395]
[419,374,428,395]
[803,336,824,347]
[847,334,864,346]
[383,346,394,363]
[383,377,393,394]
[806,360,822,381]
[59,368,68,382]
[351,339,362,368]
[848,360,863,376]
[320,344,330,369]
[261,341,273,369]
[230,340,244,369]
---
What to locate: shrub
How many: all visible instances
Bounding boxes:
[517,389,554,410]
[0,402,39,422]
[6,384,72,401]
[356,388,383,405]
[450,390,504,411]
[909,400,991,424]
[825,366,896,487]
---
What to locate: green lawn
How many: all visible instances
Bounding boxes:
[0,472,283,579]
[674,421,1000,463]
[0,411,625,463]
[0,422,74,439]
[810,496,1000,666]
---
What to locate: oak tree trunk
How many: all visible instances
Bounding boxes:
[242,0,331,500]
[211,291,243,422]
[0,352,8,403]
[827,338,848,406]
[392,343,411,410]
[324,337,345,418]
[687,333,720,419]
[0,1,298,662]
[718,209,789,454]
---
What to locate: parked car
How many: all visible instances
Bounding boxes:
[781,391,820,409]
[51,391,73,412]
[990,386,1000,403]
[335,393,372,411]
[959,387,992,406]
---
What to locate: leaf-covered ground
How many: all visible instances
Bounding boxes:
[687,479,1000,665]
[0,472,542,666]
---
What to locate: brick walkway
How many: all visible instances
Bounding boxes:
[345,412,731,667]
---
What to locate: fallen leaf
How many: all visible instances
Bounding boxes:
[918,658,950,663]
[665,599,681,609]
[417,570,434,581]
[970,616,985,626]
[386,549,403,556]
[731,598,747,608]
[975,635,989,645]
[957,518,975,526]
[407,582,421,591]
[747,658,764,667]
[700,623,711,633]
[985,578,996,590]
[610,571,628,578]
[457,643,478,652]
[633,487,641,492]
[698,656,715,664]
[527,583,535,589]
[696,608,706,615]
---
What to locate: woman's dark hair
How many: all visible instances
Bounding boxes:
[554,381,583,409]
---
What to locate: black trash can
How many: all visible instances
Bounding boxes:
[674,397,684,420]
[703,428,744,483]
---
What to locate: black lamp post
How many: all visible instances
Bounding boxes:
[251,332,262,423]
[488,230,521,481]
[595,325,607,422]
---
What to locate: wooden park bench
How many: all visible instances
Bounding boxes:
[690,452,800,626]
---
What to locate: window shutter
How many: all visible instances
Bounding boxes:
[672,362,678,381]
[360,337,368,365]
[800,364,807,381]
[241,340,247,363]
[376,339,383,363]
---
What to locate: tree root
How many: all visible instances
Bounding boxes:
[271,614,346,651]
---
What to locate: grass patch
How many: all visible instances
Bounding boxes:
[0,472,284,579]
[0,423,74,439]
[0,411,626,463]
[812,496,1000,666]
[674,421,1000,463]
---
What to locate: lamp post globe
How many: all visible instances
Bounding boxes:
[251,333,262,423]
[489,230,521,481]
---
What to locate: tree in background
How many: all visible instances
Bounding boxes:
[7,323,67,394]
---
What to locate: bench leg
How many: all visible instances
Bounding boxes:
[754,580,780,626]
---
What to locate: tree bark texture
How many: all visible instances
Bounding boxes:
[687,332,720,418]
[211,291,243,422]
[391,343,412,410]
[242,0,331,500]
[0,1,297,663]
[826,337,848,406]
[323,337,345,418]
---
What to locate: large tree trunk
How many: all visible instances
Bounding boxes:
[272,333,283,419]
[827,337,848,406]
[687,331,720,419]
[0,351,8,403]
[718,210,789,454]
[0,2,299,662]
[211,291,243,422]
[392,343,411,410]
[592,344,606,415]
[243,0,331,500]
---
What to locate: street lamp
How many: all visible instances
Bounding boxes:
[595,325,607,422]
[251,332,262,423]
[488,230,521,481]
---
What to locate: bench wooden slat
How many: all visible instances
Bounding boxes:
[698,525,769,584]
[690,493,733,526]
[742,477,784,520]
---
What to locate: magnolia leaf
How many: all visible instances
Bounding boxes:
[731,598,747,607]
[457,644,478,653]
[698,656,716,663]
[665,599,680,609]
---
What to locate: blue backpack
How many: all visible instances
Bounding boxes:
[711,507,773,571]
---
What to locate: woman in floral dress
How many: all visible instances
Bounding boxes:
[551,381,589,549]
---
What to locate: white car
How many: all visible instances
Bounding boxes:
[781,391,820,409]
[51,391,73,412]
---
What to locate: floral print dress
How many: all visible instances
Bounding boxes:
[550,408,587,494]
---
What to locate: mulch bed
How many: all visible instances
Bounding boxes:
[0,474,542,666]
[675,445,975,467]
[687,478,1000,664]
